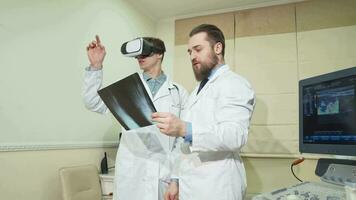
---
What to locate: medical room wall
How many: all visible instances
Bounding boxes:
[0,0,156,199]
[0,0,156,150]
[173,0,356,195]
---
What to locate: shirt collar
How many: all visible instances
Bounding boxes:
[208,64,225,79]
[143,71,166,83]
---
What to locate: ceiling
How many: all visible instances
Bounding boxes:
[125,0,304,20]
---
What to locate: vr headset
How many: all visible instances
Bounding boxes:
[121,37,165,58]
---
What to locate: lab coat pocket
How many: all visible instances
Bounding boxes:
[198,97,216,111]
[116,160,158,200]
[196,97,217,123]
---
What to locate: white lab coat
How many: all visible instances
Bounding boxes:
[178,65,255,200]
[82,69,189,200]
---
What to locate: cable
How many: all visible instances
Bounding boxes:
[291,157,305,182]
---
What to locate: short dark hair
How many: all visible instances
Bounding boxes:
[189,24,225,56]
[143,37,166,61]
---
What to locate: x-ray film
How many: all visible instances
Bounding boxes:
[98,73,156,130]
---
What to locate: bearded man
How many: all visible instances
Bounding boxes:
[152,24,256,200]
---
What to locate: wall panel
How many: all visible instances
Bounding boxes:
[174,13,235,92]
[296,0,356,79]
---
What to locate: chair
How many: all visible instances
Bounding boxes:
[59,164,102,200]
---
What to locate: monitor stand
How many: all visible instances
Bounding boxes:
[315,158,356,186]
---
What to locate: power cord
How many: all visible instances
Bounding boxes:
[291,157,305,182]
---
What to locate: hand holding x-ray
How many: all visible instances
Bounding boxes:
[152,112,186,137]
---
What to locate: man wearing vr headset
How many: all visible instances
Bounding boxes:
[83,35,188,200]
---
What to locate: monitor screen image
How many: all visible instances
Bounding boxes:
[299,67,356,156]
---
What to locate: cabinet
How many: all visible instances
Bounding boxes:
[100,171,114,199]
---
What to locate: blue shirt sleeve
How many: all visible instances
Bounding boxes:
[184,122,192,143]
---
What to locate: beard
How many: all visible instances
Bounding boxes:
[192,51,219,81]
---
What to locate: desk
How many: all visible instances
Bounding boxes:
[100,170,115,199]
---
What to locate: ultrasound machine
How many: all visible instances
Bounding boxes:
[253,67,356,200]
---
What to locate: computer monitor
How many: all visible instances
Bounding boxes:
[299,67,356,156]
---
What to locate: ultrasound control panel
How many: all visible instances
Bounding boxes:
[252,181,345,200]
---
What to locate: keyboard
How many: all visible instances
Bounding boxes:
[252,181,346,200]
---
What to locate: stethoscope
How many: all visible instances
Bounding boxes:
[168,84,181,151]
[169,84,181,117]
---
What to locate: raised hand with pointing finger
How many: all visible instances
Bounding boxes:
[86,35,106,70]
